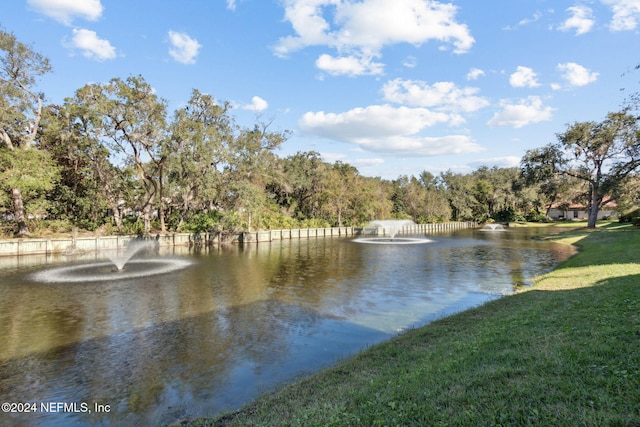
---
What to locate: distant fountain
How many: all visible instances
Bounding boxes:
[479,223,507,231]
[368,219,415,239]
[353,219,432,245]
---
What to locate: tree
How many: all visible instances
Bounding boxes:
[0,29,57,235]
[353,176,394,224]
[472,166,523,221]
[521,145,565,216]
[521,111,640,228]
[223,120,289,229]
[438,170,478,221]
[93,76,169,233]
[319,162,360,227]
[167,90,232,228]
[277,151,327,219]
[392,175,451,222]
[38,103,114,230]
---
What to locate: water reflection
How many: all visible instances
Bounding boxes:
[0,228,574,426]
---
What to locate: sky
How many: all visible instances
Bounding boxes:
[3,0,640,180]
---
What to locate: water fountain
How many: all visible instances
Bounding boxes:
[353,219,432,244]
[30,239,192,283]
[479,223,507,231]
[106,240,156,271]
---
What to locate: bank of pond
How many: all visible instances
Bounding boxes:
[2,224,632,426]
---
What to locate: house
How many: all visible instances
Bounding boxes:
[548,200,618,220]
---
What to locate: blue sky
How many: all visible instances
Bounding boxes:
[4,0,640,179]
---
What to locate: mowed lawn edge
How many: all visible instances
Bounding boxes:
[181,223,640,427]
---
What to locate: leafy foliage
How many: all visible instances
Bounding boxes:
[522,111,640,228]
[3,31,639,236]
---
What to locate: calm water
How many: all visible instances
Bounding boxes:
[0,228,574,426]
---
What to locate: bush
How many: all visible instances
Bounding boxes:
[619,208,640,223]
[253,209,299,230]
[121,216,145,235]
[492,207,526,223]
[299,218,331,229]
[525,210,551,223]
[179,211,224,233]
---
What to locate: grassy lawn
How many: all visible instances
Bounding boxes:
[183,223,640,427]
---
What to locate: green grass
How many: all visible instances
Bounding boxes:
[508,220,614,229]
[182,223,640,427]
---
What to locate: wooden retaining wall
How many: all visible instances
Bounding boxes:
[0,222,476,257]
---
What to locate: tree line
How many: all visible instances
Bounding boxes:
[2,29,640,237]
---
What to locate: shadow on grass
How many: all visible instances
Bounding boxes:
[538,223,640,269]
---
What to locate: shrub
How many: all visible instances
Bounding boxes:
[121,216,145,235]
[299,218,331,229]
[492,207,527,223]
[180,211,224,233]
[525,210,551,223]
[619,208,640,223]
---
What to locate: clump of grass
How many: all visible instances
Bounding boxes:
[184,224,640,427]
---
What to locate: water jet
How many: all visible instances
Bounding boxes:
[105,240,156,271]
[353,219,432,244]
[479,223,507,231]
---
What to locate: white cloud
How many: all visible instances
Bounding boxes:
[352,158,385,168]
[557,62,599,86]
[402,56,417,68]
[226,0,236,11]
[275,0,474,76]
[466,68,485,81]
[243,96,269,112]
[299,104,483,156]
[69,28,116,61]
[319,152,347,163]
[168,31,202,64]
[602,0,640,30]
[509,66,541,88]
[487,96,554,128]
[300,105,452,137]
[504,11,543,30]
[468,156,521,169]
[381,78,489,114]
[349,134,482,156]
[558,5,595,35]
[316,53,385,76]
[28,0,103,25]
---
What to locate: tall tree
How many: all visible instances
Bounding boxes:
[522,110,640,228]
[393,175,451,222]
[38,102,115,230]
[39,80,159,232]
[96,76,169,233]
[167,90,232,228]
[438,170,478,221]
[0,29,57,235]
[223,120,289,229]
[319,162,360,227]
[279,151,326,219]
[353,176,394,224]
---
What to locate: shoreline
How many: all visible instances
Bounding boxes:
[0,222,477,258]
[180,223,640,426]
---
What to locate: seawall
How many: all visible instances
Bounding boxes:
[0,222,476,257]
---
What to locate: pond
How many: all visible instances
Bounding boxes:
[0,227,574,426]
